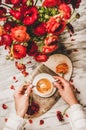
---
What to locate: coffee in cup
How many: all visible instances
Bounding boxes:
[36,78,53,95]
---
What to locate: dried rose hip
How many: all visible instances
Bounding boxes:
[10,85,15,90]
[15,61,26,71]
[56,111,64,121]
[27,102,40,115]
[29,119,33,124]
[4,118,8,122]
[2,104,8,109]
[39,120,44,125]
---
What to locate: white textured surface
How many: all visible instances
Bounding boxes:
[0,0,86,130]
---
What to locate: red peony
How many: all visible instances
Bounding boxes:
[11,25,30,42]
[44,35,58,45]
[0,7,7,21]
[21,0,27,5]
[55,0,81,9]
[43,0,59,7]
[64,0,81,9]
[4,21,17,32]
[74,0,81,9]
[33,22,47,36]
[42,44,58,54]
[23,6,38,25]
[59,3,71,19]
[5,0,11,4]
[43,0,81,9]
[34,53,48,62]
[12,44,27,59]
[0,0,81,63]
[20,5,28,13]
[0,7,7,15]
[11,0,21,5]
[27,41,38,56]
[10,9,23,20]
[46,17,66,35]
[1,34,12,46]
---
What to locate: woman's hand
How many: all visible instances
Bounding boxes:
[14,85,32,118]
[53,76,78,106]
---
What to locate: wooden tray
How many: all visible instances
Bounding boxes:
[25,54,72,118]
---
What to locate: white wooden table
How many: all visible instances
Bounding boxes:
[0,1,86,130]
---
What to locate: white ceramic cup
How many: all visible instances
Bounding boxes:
[33,73,56,97]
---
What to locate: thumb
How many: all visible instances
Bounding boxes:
[27,84,33,95]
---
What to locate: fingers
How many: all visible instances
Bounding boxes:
[27,84,33,95]
[15,86,25,95]
[54,81,63,90]
[15,84,33,96]
[53,76,68,85]
[17,86,25,92]
[23,84,33,98]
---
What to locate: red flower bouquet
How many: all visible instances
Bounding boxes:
[0,0,81,62]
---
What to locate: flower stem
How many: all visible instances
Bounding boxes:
[34,0,38,5]
[67,12,78,23]
[20,58,23,64]
[1,3,12,9]
[29,95,33,106]
[59,72,64,78]
[63,106,70,115]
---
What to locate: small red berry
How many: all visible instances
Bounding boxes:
[22,70,29,77]
[13,76,16,80]
[4,118,8,122]
[56,111,64,121]
[39,120,44,125]
[27,61,32,64]
[10,85,15,90]
[29,119,33,124]
[65,114,69,118]
[2,104,8,109]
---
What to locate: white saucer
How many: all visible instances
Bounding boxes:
[32,73,56,98]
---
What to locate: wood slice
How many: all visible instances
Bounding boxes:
[44,54,73,80]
